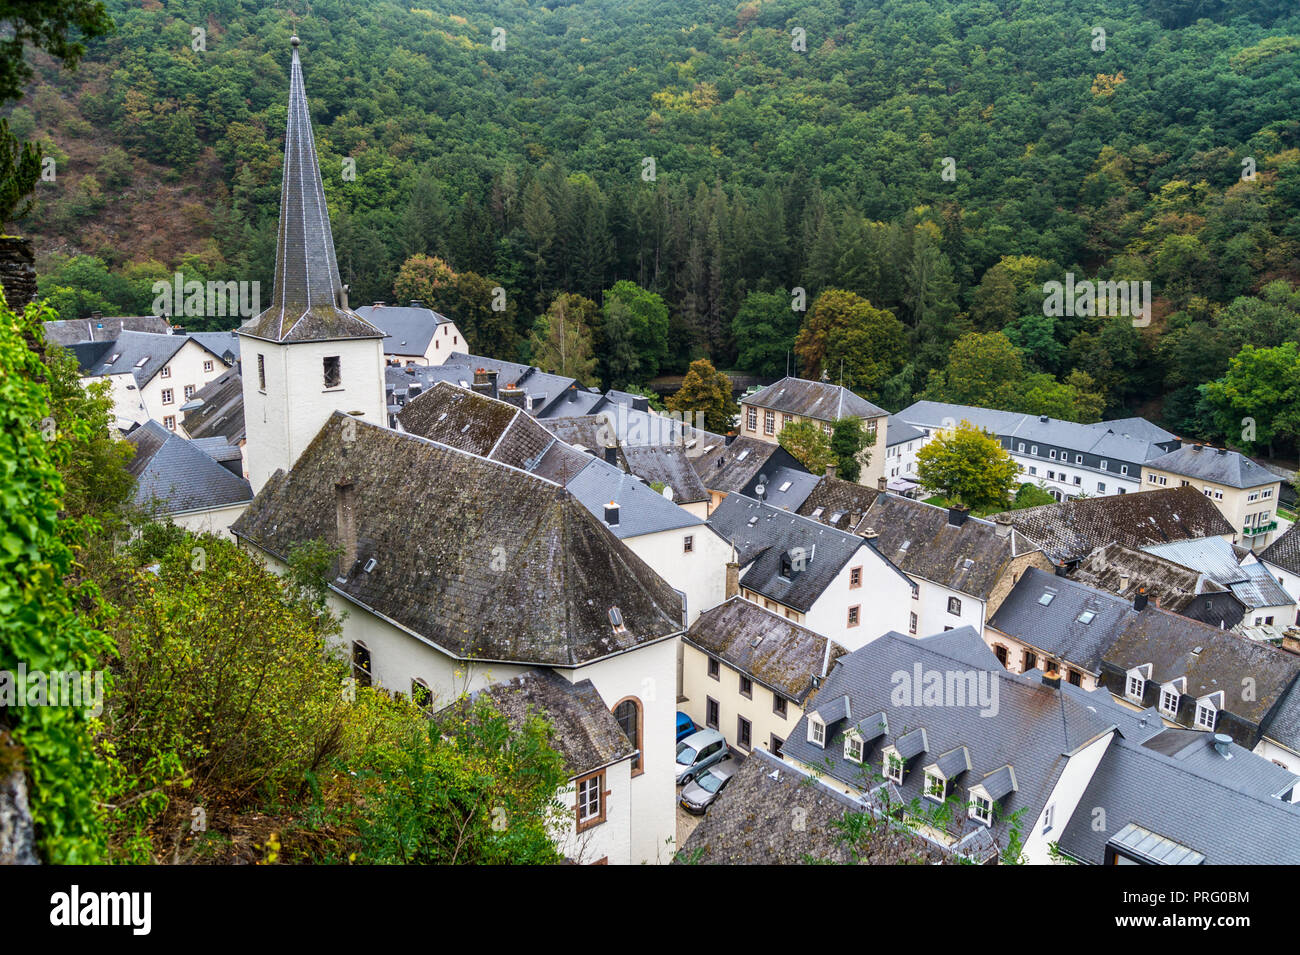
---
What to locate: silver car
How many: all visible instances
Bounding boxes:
[680,758,738,814]
[676,728,728,785]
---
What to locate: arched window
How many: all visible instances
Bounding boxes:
[613,698,643,775]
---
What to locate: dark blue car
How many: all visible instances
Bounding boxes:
[675,711,696,743]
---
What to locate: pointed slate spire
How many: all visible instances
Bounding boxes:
[239,36,382,344]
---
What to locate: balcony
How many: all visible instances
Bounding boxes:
[1242,522,1278,537]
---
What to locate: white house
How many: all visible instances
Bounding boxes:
[355,301,465,367]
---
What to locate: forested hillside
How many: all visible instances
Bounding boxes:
[11,0,1300,452]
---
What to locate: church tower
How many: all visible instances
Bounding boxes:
[238,36,386,494]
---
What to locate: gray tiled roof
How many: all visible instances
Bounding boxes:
[885,413,927,448]
[447,669,635,778]
[355,303,452,356]
[230,413,685,667]
[796,476,882,531]
[988,568,1132,674]
[684,596,835,702]
[187,331,241,365]
[619,444,710,504]
[780,627,1164,851]
[126,420,252,514]
[237,44,382,345]
[675,749,962,865]
[441,352,592,417]
[83,330,188,386]
[743,466,820,512]
[690,437,806,496]
[1058,731,1300,865]
[1263,677,1300,753]
[564,457,703,539]
[991,486,1235,563]
[180,366,245,445]
[1260,523,1300,578]
[1068,542,1243,628]
[1145,444,1279,489]
[743,377,887,422]
[1143,537,1295,610]
[707,494,881,613]
[42,315,171,346]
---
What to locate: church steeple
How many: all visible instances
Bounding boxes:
[239,36,382,344]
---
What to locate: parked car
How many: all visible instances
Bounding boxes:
[675,711,696,743]
[676,728,728,785]
[679,758,738,814]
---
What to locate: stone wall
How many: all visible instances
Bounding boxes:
[0,730,38,864]
[0,236,37,310]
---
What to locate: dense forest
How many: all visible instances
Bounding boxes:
[10,0,1300,455]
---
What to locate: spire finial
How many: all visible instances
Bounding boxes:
[290,34,300,48]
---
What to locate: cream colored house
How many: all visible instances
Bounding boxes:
[355,301,465,367]
[1141,445,1282,549]
[739,377,889,490]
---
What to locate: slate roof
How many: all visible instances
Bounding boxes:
[1262,677,1300,754]
[743,377,887,422]
[538,414,615,451]
[82,330,189,387]
[564,457,703,539]
[619,444,710,505]
[1260,523,1300,578]
[796,476,882,531]
[684,597,837,703]
[126,420,253,514]
[780,628,1165,852]
[237,42,382,344]
[990,486,1235,564]
[675,748,963,865]
[180,366,245,445]
[187,331,241,365]
[1058,732,1300,865]
[853,495,1025,601]
[1145,444,1279,489]
[743,465,820,512]
[707,494,880,613]
[42,315,171,346]
[885,413,927,448]
[230,413,684,667]
[1143,537,1295,610]
[1069,542,1243,626]
[355,303,453,356]
[447,669,635,778]
[442,352,595,417]
[690,437,805,496]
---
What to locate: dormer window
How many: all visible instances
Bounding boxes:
[924,771,946,803]
[969,794,993,826]
[844,733,864,763]
[883,751,904,784]
[1160,684,1180,718]
[1125,668,1146,703]
[1195,698,1218,731]
[808,717,826,748]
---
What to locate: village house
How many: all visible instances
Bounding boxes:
[689,436,808,514]
[355,301,465,366]
[882,412,927,496]
[1140,444,1284,549]
[125,419,252,538]
[739,377,889,490]
[1259,523,1300,620]
[178,365,246,477]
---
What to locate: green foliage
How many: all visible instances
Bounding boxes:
[915,421,1021,512]
[732,290,799,378]
[599,280,669,387]
[0,118,42,227]
[1011,482,1059,510]
[665,357,736,434]
[778,419,836,476]
[829,416,873,483]
[528,292,599,386]
[1201,341,1300,456]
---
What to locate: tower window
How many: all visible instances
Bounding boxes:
[323,356,341,388]
[257,354,266,390]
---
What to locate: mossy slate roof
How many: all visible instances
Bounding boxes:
[230,413,684,666]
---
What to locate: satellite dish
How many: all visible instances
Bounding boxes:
[662,485,674,501]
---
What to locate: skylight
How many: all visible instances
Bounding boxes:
[779,481,792,493]
[1039,591,1055,605]
[1077,610,1096,624]
[811,507,824,518]
[737,450,750,461]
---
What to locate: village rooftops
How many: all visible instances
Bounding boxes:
[186,330,241,365]
[990,485,1235,564]
[126,420,252,515]
[1068,542,1244,630]
[796,475,882,531]
[1261,523,1300,578]
[618,444,710,505]
[230,413,685,667]
[441,352,602,417]
[79,331,190,387]
[355,302,454,356]
[1143,537,1295,611]
[690,436,807,496]
[684,596,843,704]
[742,465,820,512]
[1145,444,1279,489]
[743,377,887,423]
[180,366,246,446]
[41,314,171,346]
[885,413,927,447]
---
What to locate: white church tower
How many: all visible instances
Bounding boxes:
[238,36,386,494]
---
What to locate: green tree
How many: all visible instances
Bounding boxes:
[665,358,737,434]
[778,419,836,475]
[915,420,1020,512]
[732,290,799,378]
[1201,342,1300,458]
[922,332,1026,409]
[830,417,874,483]
[600,280,669,385]
[529,293,599,386]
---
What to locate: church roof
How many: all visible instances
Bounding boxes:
[238,39,381,345]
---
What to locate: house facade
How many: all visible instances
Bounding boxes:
[355,301,465,367]
[1140,444,1284,550]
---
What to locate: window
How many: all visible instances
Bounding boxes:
[909,612,917,635]
[706,697,719,730]
[576,772,605,829]
[809,718,825,747]
[1126,674,1145,702]
[947,596,961,616]
[257,354,266,390]
[1120,465,1129,475]
[411,679,433,713]
[1073,476,1082,486]
[184,384,195,400]
[1042,803,1055,833]
[994,644,1009,667]
[746,407,757,431]
[1067,670,1082,687]
[1049,449,1056,459]
[1077,610,1096,624]
[683,534,694,553]
[614,699,642,774]
[161,388,174,405]
[770,734,784,756]
[351,642,372,687]
[1075,454,1083,464]
[203,360,214,373]
[849,566,862,589]
[773,694,788,718]
[163,415,176,431]
[1028,466,1037,476]
[1047,470,1055,480]
[1195,701,1217,730]
[1097,482,1106,493]
[738,716,752,750]
[1160,686,1179,717]
[1213,490,1223,501]
[969,794,993,826]
[323,356,341,388]
[1263,488,1274,499]
[739,675,753,699]
[1100,460,1108,470]
[844,734,864,763]
[708,657,720,681]
[1030,445,1038,455]
[1017,442,1025,452]
[1023,650,1037,672]
[924,772,946,802]
[1248,491,1260,502]
[764,410,775,435]
[160,365,171,378]
[884,752,904,784]
[847,605,860,627]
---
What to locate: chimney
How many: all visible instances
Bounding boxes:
[335,480,357,576]
[404,364,416,376]
[472,367,498,399]
[408,382,422,398]
[409,299,424,308]
[862,526,879,542]
[1212,733,1233,758]
[1039,415,1049,423]
[631,395,649,412]
[877,477,887,491]
[725,560,740,599]
[1133,587,1148,612]
[724,432,737,446]
[1119,572,1130,594]
[604,445,619,467]
[947,505,969,527]
[825,465,837,480]
[604,500,620,526]
[1042,661,1061,688]
[995,515,1013,539]
[499,383,526,409]
[567,383,580,403]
